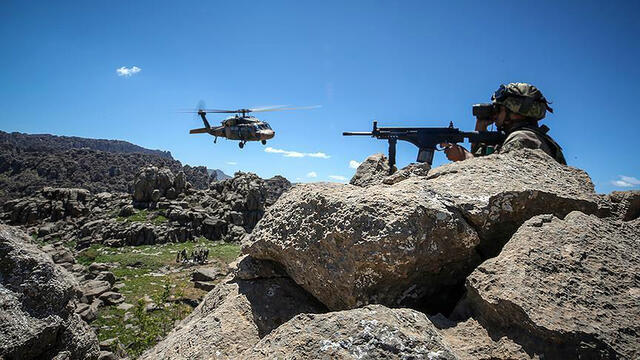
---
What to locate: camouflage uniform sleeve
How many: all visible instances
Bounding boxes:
[498,129,554,157]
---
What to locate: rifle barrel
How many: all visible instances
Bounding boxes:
[342,132,373,136]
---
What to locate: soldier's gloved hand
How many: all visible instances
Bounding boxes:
[440,143,473,162]
[474,118,494,131]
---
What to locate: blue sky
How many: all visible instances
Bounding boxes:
[1,1,638,193]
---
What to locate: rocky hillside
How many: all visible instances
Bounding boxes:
[141,149,639,359]
[0,130,172,157]
[0,131,223,202]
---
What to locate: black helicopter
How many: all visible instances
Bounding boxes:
[184,105,319,148]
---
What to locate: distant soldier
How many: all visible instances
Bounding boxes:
[443,83,566,164]
[181,249,188,263]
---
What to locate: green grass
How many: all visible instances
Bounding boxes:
[83,238,241,358]
[117,209,149,223]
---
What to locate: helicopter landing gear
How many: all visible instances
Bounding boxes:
[261,140,267,145]
[239,141,245,149]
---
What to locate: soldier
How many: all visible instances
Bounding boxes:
[443,83,566,164]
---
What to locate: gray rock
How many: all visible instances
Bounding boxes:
[118,205,135,217]
[81,280,112,302]
[459,212,640,359]
[598,190,640,221]
[94,271,116,286]
[242,305,457,359]
[245,149,600,311]
[383,162,431,185]
[99,338,117,351]
[97,351,118,360]
[99,291,124,306]
[133,166,159,203]
[0,224,99,359]
[157,167,175,192]
[191,267,224,282]
[139,277,326,360]
[350,153,395,187]
[151,189,161,202]
[88,262,110,273]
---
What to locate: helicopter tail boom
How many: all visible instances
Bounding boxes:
[189,128,210,134]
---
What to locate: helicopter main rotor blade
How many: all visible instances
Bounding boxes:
[247,105,290,112]
[250,105,321,112]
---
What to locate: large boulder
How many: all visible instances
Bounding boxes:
[458,212,640,359]
[139,274,326,360]
[349,153,394,187]
[244,149,599,311]
[0,225,99,359]
[242,305,457,359]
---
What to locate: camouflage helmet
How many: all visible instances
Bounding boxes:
[491,83,553,120]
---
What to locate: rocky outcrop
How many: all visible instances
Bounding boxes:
[456,212,640,359]
[133,166,191,204]
[3,187,91,225]
[1,171,291,247]
[244,149,599,311]
[349,153,395,187]
[0,224,99,359]
[139,274,326,360]
[242,305,457,359]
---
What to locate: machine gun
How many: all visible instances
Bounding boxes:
[343,121,506,169]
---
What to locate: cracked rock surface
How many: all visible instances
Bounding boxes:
[459,212,640,359]
[0,224,99,360]
[243,305,457,360]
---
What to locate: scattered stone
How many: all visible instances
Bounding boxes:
[99,292,124,306]
[81,280,112,302]
[99,338,117,351]
[191,267,224,282]
[116,303,134,311]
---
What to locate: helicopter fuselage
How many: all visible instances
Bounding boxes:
[218,116,275,141]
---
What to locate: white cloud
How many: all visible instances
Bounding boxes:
[329,175,347,181]
[349,160,361,169]
[226,162,237,165]
[611,175,640,188]
[307,152,331,159]
[116,66,141,77]
[306,171,317,178]
[264,147,330,159]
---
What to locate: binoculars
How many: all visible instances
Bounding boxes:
[472,103,498,119]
